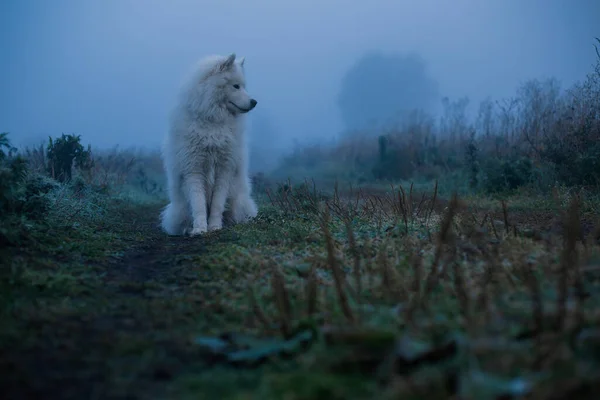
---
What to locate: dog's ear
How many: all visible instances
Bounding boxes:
[220,53,236,71]
[237,56,245,68]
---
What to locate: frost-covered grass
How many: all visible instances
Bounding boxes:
[2,131,600,399]
[167,181,600,399]
[3,163,600,399]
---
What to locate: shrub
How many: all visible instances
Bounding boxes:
[480,157,533,194]
[47,134,93,182]
[0,133,43,245]
[0,133,28,216]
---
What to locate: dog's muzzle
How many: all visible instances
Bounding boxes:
[230,99,258,113]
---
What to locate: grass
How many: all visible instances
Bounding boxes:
[1,38,598,400]
[2,38,598,399]
[2,173,600,400]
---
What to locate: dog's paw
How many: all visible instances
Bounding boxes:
[207,214,224,231]
[189,225,207,236]
[207,222,223,232]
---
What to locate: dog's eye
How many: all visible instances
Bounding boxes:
[233,84,240,89]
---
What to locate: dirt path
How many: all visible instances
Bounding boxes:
[2,204,230,400]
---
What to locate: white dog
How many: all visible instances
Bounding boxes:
[160,53,259,236]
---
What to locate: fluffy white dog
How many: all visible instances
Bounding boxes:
[160,53,258,236]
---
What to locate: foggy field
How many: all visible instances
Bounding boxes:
[3,139,600,400]
[3,61,600,397]
[2,1,600,399]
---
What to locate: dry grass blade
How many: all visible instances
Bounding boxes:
[345,218,362,302]
[501,200,510,236]
[422,193,459,303]
[557,195,581,331]
[475,244,500,322]
[265,187,276,207]
[248,286,272,331]
[425,179,438,225]
[303,178,321,215]
[408,181,414,219]
[479,212,489,228]
[270,263,292,337]
[403,253,423,326]
[306,265,318,317]
[522,258,544,368]
[378,242,394,299]
[451,256,470,329]
[397,184,409,234]
[321,203,355,323]
[329,180,350,220]
[411,252,423,296]
[489,214,500,240]
[414,191,428,218]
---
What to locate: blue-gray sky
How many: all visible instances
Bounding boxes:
[1,0,598,152]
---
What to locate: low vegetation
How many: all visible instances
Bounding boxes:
[1,40,600,400]
[276,39,600,197]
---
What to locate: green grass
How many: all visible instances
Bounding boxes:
[2,176,600,399]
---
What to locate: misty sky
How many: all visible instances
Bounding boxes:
[1,0,598,152]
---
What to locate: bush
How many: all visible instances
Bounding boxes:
[47,133,93,182]
[0,133,45,245]
[0,133,28,216]
[480,157,533,194]
[371,135,411,181]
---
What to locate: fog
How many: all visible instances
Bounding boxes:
[1,0,598,169]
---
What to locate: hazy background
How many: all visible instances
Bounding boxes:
[1,0,598,171]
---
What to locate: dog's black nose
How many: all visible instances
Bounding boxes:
[250,99,257,108]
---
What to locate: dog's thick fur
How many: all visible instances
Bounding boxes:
[160,53,258,236]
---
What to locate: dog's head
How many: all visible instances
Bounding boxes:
[183,53,258,120]
[206,53,257,116]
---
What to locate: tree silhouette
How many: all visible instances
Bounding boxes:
[337,51,439,134]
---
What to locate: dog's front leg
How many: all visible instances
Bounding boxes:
[207,171,231,231]
[185,174,208,236]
